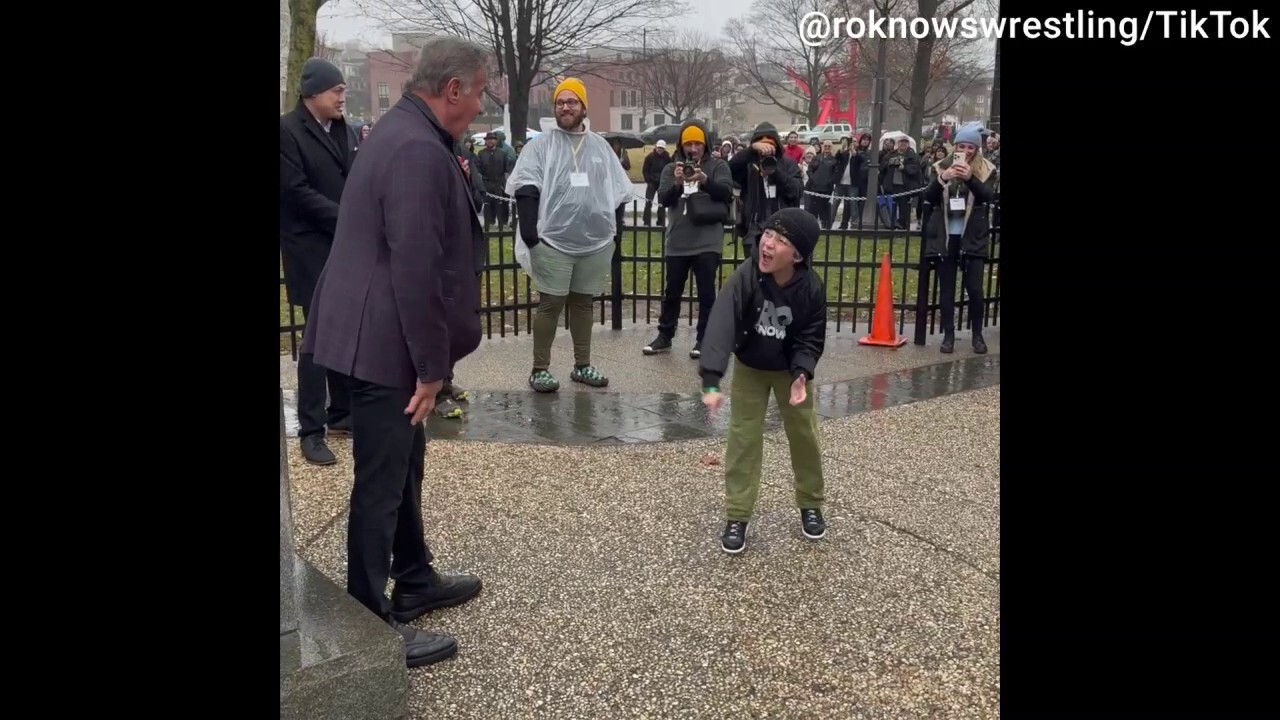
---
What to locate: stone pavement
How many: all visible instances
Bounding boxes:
[286,386,1000,718]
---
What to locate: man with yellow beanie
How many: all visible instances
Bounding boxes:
[642,117,733,359]
[505,78,635,393]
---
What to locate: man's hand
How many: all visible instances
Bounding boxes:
[405,379,445,424]
[689,169,708,183]
[459,157,470,180]
[674,164,685,181]
[751,141,774,156]
[790,375,807,406]
[703,390,726,415]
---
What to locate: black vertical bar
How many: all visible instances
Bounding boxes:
[645,227,653,323]
[913,202,930,345]
[498,230,508,338]
[612,205,624,330]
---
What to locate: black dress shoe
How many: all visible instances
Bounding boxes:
[327,417,353,437]
[300,435,337,465]
[392,621,457,668]
[390,571,483,623]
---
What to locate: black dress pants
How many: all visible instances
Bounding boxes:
[297,305,351,437]
[345,378,436,621]
[937,234,986,332]
[657,252,720,342]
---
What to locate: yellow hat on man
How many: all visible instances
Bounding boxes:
[554,78,588,109]
[680,125,707,146]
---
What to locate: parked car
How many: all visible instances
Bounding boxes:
[638,123,685,146]
[470,126,541,144]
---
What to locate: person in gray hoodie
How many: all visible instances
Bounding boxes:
[642,119,734,358]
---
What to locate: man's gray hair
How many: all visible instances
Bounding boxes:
[404,36,490,97]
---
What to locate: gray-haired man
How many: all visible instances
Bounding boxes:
[303,36,490,669]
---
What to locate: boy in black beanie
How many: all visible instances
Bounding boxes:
[698,208,828,554]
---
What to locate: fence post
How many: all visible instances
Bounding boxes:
[611,205,624,330]
[913,203,932,346]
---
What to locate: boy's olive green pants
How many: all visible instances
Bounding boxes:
[724,361,825,522]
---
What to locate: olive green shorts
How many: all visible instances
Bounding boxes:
[528,241,613,297]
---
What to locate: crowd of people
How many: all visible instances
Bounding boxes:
[279,39,999,670]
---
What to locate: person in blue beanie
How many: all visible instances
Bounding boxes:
[922,123,998,354]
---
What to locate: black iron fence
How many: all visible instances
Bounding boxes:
[280,194,1000,358]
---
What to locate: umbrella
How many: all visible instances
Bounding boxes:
[599,131,645,150]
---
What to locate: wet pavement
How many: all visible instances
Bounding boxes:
[283,354,999,444]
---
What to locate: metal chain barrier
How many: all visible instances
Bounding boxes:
[801,186,926,203]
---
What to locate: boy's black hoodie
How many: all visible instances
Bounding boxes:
[698,259,826,390]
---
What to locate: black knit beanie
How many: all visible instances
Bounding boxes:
[761,208,820,263]
[300,58,345,97]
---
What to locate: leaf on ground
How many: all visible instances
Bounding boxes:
[700,453,722,467]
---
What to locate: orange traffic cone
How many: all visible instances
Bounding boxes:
[859,253,908,348]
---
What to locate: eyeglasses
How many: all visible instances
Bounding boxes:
[761,228,793,247]
[554,99,582,108]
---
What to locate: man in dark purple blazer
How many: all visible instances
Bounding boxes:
[301,35,490,669]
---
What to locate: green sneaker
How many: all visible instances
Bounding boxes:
[529,370,560,393]
[570,365,609,388]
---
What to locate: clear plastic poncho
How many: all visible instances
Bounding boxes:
[505,124,634,266]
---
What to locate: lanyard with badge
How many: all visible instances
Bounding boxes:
[569,133,589,187]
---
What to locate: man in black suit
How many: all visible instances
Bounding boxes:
[280,57,358,465]
[302,36,489,669]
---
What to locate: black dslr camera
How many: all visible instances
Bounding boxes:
[759,155,778,174]
[681,161,698,177]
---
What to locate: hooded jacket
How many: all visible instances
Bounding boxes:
[698,258,826,390]
[727,122,803,244]
[656,118,733,257]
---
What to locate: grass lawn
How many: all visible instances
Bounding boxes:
[281,227,999,353]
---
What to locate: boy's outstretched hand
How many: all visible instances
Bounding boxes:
[703,390,726,415]
[790,375,807,406]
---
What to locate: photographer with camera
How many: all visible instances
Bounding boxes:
[641,119,733,359]
[805,140,840,228]
[882,136,921,230]
[728,122,803,261]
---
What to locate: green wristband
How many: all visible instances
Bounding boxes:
[704,386,719,394]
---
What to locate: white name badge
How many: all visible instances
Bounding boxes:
[683,181,698,196]
[764,184,777,199]
[570,172,589,187]
[949,196,966,211]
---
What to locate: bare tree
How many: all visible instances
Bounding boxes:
[286,0,333,102]
[845,0,993,137]
[354,0,684,143]
[725,0,851,125]
[630,31,728,125]
[316,31,341,62]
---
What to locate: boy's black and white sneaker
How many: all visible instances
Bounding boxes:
[642,335,672,355]
[721,520,747,554]
[689,341,702,359]
[801,509,826,539]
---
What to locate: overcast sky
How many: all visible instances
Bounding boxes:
[319,1,746,47]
